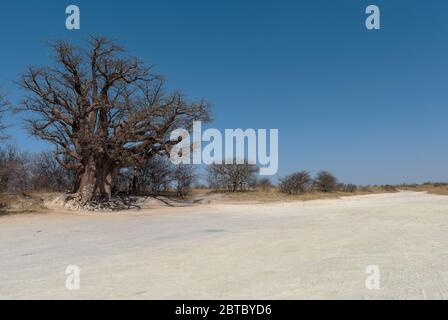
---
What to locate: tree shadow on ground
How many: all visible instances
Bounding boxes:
[126,192,195,208]
[114,194,142,210]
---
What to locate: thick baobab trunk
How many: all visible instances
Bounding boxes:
[76,157,115,203]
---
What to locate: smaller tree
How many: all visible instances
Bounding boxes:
[0,146,30,194]
[137,156,173,195]
[113,167,133,194]
[279,171,312,195]
[171,164,196,198]
[29,151,75,192]
[207,160,258,192]
[207,163,224,191]
[117,156,174,195]
[315,171,337,193]
[340,183,357,193]
[257,178,273,192]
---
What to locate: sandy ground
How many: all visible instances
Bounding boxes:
[1,191,448,300]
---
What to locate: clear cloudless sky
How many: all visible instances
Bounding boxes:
[0,0,447,184]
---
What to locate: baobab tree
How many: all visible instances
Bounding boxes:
[19,37,211,204]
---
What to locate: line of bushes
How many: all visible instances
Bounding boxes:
[279,170,341,195]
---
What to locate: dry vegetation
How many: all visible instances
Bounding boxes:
[220,185,398,203]
[0,193,55,216]
[399,183,448,196]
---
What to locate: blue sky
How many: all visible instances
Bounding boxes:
[0,0,447,184]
